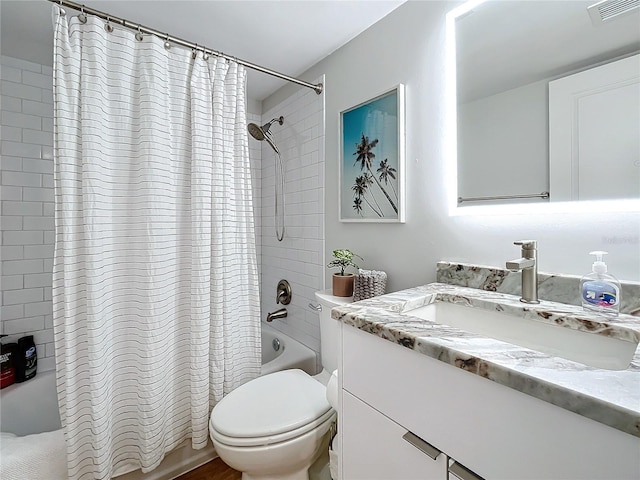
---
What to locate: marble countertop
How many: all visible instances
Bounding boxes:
[332,283,640,438]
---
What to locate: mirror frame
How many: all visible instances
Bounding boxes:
[445,0,640,216]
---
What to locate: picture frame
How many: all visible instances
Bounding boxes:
[339,84,405,223]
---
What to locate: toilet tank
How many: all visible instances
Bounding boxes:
[315,290,353,373]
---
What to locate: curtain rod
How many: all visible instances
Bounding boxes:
[48,0,323,95]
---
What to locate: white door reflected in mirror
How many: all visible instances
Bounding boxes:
[549,54,640,202]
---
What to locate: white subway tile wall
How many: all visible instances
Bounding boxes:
[260,78,325,370]
[1,55,55,372]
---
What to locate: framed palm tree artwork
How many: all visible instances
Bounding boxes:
[340,84,405,223]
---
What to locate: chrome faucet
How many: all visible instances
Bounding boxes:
[506,240,539,304]
[266,308,288,322]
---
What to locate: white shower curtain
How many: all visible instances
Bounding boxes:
[51,6,261,479]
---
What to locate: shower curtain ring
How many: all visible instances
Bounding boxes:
[105,16,113,32]
[192,46,198,60]
[164,34,171,50]
[78,6,87,24]
[203,49,210,61]
[135,26,144,41]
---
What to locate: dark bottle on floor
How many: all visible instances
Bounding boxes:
[16,335,37,382]
[0,335,18,388]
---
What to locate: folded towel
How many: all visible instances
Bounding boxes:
[0,429,67,480]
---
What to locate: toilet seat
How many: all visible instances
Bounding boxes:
[209,369,333,448]
[211,409,335,447]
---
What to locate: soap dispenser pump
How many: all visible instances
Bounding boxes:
[580,251,621,316]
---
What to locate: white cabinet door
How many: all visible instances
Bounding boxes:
[342,391,447,480]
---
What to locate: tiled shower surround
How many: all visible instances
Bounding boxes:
[1,55,55,371]
[259,77,326,369]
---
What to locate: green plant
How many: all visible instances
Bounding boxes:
[327,249,363,276]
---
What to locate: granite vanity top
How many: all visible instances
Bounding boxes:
[332,283,640,438]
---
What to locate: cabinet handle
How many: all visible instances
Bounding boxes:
[449,461,484,480]
[401,431,442,460]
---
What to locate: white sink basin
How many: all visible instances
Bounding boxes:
[406,302,638,370]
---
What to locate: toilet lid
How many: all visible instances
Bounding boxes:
[210,369,331,439]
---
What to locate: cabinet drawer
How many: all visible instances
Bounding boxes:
[341,324,640,479]
[342,391,446,480]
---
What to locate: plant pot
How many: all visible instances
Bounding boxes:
[332,273,354,297]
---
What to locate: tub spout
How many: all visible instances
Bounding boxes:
[266,308,287,322]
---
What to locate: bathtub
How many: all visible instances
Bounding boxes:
[0,322,317,479]
[261,322,316,376]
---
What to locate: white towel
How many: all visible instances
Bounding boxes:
[0,430,67,480]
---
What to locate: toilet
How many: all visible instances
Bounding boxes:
[208,290,352,480]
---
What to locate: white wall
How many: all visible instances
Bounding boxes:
[259,78,325,366]
[457,79,548,202]
[0,55,56,371]
[263,1,640,292]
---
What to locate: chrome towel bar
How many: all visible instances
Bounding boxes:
[458,191,549,204]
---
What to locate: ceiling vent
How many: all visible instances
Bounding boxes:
[588,0,640,25]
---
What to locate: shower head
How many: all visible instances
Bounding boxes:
[248,116,284,154]
[248,123,266,141]
[248,116,286,241]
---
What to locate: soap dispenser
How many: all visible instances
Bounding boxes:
[580,251,621,316]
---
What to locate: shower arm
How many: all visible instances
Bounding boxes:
[267,116,284,127]
[262,116,285,135]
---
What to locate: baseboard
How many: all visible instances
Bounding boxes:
[116,442,217,480]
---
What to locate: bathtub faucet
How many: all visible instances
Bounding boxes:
[276,279,292,305]
[266,308,287,322]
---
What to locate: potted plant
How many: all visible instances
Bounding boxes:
[327,249,363,297]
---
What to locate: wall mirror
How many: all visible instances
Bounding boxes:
[455,0,639,207]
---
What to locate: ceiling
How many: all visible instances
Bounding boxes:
[0,0,405,101]
[456,0,640,103]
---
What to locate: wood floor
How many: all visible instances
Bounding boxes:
[176,457,241,480]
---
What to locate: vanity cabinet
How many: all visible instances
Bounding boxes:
[339,323,640,480]
[342,390,447,479]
